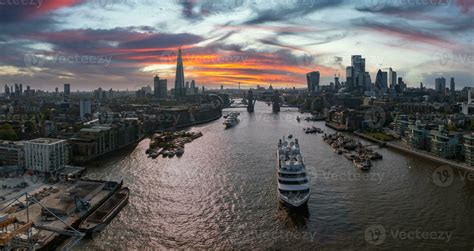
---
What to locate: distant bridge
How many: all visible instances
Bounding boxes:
[225,104,299,109]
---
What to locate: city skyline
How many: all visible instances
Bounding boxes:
[0,0,473,91]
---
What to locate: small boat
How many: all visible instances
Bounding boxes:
[296,116,301,122]
[161,150,169,158]
[353,159,371,171]
[223,115,239,129]
[168,150,175,158]
[150,151,159,159]
[176,147,184,157]
[79,187,129,236]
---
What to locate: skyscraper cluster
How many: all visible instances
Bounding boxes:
[3,83,35,98]
[345,55,371,93]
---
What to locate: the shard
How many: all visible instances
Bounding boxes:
[174,48,185,97]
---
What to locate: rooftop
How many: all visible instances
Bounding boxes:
[80,126,112,133]
[27,138,65,145]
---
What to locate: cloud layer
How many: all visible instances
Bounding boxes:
[0,0,472,90]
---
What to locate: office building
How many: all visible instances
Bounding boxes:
[351,55,366,92]
[388,68,397,89]
[462,89,474,115]
[80,99,92,119]
[154,75,167,99]
[450,78,455,92]
[435,77,446,94]
[306,71,320,92]
[24,138,66,173]
[0,141,25,168]
[191,80,196,94]
[465,133,474,166]
[346,66,353,90]
[429,127,462,159]
[375,69,388,92]
[64,83,71,96]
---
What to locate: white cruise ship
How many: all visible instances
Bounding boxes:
[276,136,310,208]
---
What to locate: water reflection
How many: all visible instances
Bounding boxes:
[277,204,309,229]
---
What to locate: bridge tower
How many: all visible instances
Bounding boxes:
[272,91,281,113]
[246,90,255,113]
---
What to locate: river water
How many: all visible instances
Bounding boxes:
[79,102,474,250]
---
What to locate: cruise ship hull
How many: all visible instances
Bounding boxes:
[278,193,309,208]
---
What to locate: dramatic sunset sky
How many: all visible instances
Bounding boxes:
[0,0,473,90]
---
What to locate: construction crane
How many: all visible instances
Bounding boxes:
[0,192,85,250]
[0,216,34,247]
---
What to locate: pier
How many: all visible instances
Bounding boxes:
[0,174,122,249]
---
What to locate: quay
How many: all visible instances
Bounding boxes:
[0,168,123,249]
[353,131,474,172]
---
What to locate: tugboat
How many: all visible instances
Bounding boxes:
[277,136,310,208]
[79,187,130,236]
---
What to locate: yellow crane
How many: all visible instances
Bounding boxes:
[0,216,33,246]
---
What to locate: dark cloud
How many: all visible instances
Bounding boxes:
[351,18,453,48]
[243,0,344,25]
[177,0,246,20]
[120,33,204,49]
[0,0,83,23]
[259,37,305,51]
[355,2,441,15]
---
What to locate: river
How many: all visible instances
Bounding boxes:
[79,102,474,250]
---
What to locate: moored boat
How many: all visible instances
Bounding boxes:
[79,187,130,236]
[353,158,371,171]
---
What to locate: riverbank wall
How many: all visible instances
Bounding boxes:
[353,131,474,172]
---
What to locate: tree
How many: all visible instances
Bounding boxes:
[0,124,19,141]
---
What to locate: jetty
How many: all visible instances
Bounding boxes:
[146,130,202,159]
